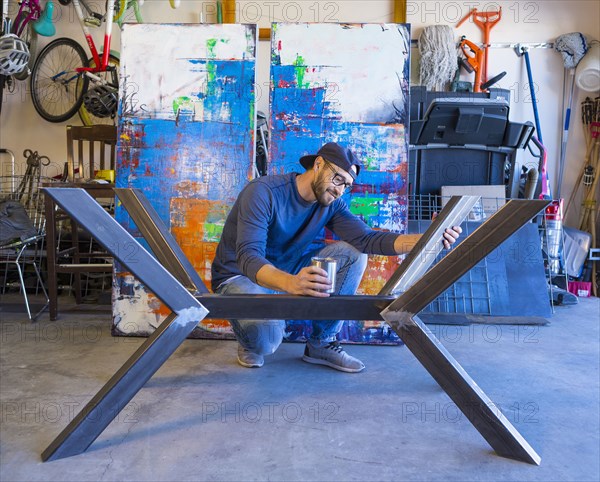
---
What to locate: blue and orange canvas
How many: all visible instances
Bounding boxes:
[269,23,411,344]
[114,23,257,335]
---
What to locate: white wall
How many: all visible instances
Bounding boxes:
[1,0,598,225]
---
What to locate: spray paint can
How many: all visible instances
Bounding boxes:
[311,257,337,294]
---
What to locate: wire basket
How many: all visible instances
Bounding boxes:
[0,175,64,294]
[408,193,559,315]
[0,175,63,230]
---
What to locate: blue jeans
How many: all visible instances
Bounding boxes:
[216,241,368,355]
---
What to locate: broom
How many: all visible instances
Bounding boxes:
[565,97,598,216]
[577,96,600,296]
[578,96,600,232]
[554,32,589,198]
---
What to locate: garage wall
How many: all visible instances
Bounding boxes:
[1,0,598,226]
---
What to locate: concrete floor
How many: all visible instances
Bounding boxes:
[1,294,599,482]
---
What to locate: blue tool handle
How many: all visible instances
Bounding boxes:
[523,51,543,145]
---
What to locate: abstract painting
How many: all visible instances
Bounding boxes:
[269,23,411,344]
[113,23,257,336]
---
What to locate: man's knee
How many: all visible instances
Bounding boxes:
[243,320,285,355]
[337,242,367,271]
[354,252,368,272]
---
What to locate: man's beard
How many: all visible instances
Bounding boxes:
[311,172,338,206]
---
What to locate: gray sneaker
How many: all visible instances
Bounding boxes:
[302,342,365,373]
[237,345,264,368]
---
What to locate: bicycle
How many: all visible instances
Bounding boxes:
[0,0,56,115]
[29,0,119,124]
[11,0,55,81]
[82,0,145,124]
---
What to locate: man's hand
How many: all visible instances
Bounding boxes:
[442,226,462,249]
[287,266,332,297]
[256,264,332,296]
[432,212,462,249]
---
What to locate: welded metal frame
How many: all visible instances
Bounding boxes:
[41,187,547,465]
[380,199,548,465]
[41,189,208,461]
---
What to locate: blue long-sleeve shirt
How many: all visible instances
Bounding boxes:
[211,172,398,291]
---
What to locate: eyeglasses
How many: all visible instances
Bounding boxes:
[322,158,353,193]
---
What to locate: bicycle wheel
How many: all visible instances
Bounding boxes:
[12,15,38,81]
[30,37,88,123]
[77,52,120,126]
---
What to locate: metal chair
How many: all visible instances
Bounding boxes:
[0,172,60,320]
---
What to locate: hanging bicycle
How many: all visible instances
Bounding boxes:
[30,0,119,124]
[11,0,56,81]
[0,0,57,116]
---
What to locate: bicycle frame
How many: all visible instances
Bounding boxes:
[1,0,9,32]
[72,0,115,74]
[12,0,42,37]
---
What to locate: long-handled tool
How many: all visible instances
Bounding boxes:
[578,97,600,231]
[556,68,577,199]
[565,97,598,215]
[515,44,551,199]
[459,37,506,93]
[457,7,502,84]
[554,32,589,199]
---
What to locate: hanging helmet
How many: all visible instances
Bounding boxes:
[0,34,30,76]
[82,85,118,118]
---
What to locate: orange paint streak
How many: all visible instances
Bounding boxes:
[128,197,231,329]
[357,255,401,295]
[170,198,230,291]
[148,293,171,317]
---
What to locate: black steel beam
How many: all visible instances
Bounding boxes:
[198,294,394,320]
[379,195,480,295]
[115,188,208,294]
[41,188,208,461]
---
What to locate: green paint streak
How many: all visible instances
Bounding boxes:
[205,39,218,97]
[173,96,192,115]
[363,156,375,170]
[207,63,217,92]
[204,222,224,242]
[350,194,385,217]
[207,38,230,58]
[293,54,308,88]
[206,38,218,58]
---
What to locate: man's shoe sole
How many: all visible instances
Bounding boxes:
[302,354,364,373]
[237,357,264,368]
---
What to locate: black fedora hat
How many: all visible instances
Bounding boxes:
[300,142,362,180]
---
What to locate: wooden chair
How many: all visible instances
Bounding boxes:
[66,125,117,181]
[45,125,117,319]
